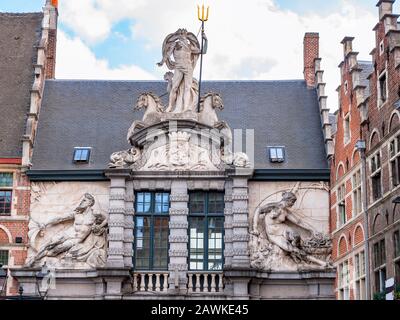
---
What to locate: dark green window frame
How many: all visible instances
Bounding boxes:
[133,192,170,271]
[188,191,225,271]
[0,250,8,267]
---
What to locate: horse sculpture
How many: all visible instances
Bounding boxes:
[127,92,164,144]
[199,92,233,148]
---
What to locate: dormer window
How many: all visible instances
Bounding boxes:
[268,147,285,163]
[73,148,91,163]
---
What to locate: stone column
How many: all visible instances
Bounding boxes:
[124,180,135,268]
[231,175,251,269]
[229,169,253,299]
[107,173,129,268]
[223,180,234,296]
[168,180,189,294]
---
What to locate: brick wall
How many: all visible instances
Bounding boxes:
[0,166,30,295]
[303,33,319,87]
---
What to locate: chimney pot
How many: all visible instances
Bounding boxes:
[341,37,355,57]
[303,33,320,88]
[376,0,395,20]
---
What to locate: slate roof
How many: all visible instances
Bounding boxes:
[31,79,328,171]
[0,13,43,158]
[359,61,373,98]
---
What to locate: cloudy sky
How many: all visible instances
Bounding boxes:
[0,0,383,110]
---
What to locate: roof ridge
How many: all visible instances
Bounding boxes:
[0,12,43,16]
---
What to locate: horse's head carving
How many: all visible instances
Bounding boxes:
[200,92,224,111]
[135,92,164,112]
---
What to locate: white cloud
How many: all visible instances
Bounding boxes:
[56,31,156,80]
[56,0,379,110]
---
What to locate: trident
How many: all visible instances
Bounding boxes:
[197,4,210,113]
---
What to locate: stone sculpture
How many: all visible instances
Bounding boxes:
[250,190,332,271]
[127,92,164,143]
[142,131,219,171]
[109,28,250,172]
[109,147,141,169]
[26,193,108,269]
[157,28,205,113]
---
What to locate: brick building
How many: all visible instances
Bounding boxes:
[0,1,57,295]
[331,0,400,300]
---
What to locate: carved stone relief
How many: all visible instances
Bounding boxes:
[27,182,109,269]
[249,182,333,272]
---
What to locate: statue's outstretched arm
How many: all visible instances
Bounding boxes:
[157,45,175,67]
[286,213,314,233]
[45,212,74,227]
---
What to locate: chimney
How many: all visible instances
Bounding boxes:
[44,0,59,79]
[303,33,320,88]
[377,0,395,20]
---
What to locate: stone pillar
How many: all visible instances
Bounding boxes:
[223,180,234,296]
[107,172,130,268]
[229,170,253,299]
[168,180,189,294]
[231,175,251,269]
[124,180,135,268]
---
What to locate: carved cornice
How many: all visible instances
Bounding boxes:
[169,235,189,243]
[125,194,135,202]
[169,208,189,216]
[125,208,135,216]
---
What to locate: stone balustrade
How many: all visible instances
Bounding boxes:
[133,272,169,293]
[187,272,224,293]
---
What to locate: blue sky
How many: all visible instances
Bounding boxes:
[0,0,376,76]
[0,0,382,110]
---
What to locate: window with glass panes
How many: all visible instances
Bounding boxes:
[354,251,366,300]
[352,170,362,216]
[337,184,346,226]
[338,260,350,300]
[134,192,170,270]
[189,192,224,271]
[0,173,13,215]
[389,135,400,189]
[0,250,8,266]
[370,153,382,202]
[373,239,386,293]
[394,231,400,285]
